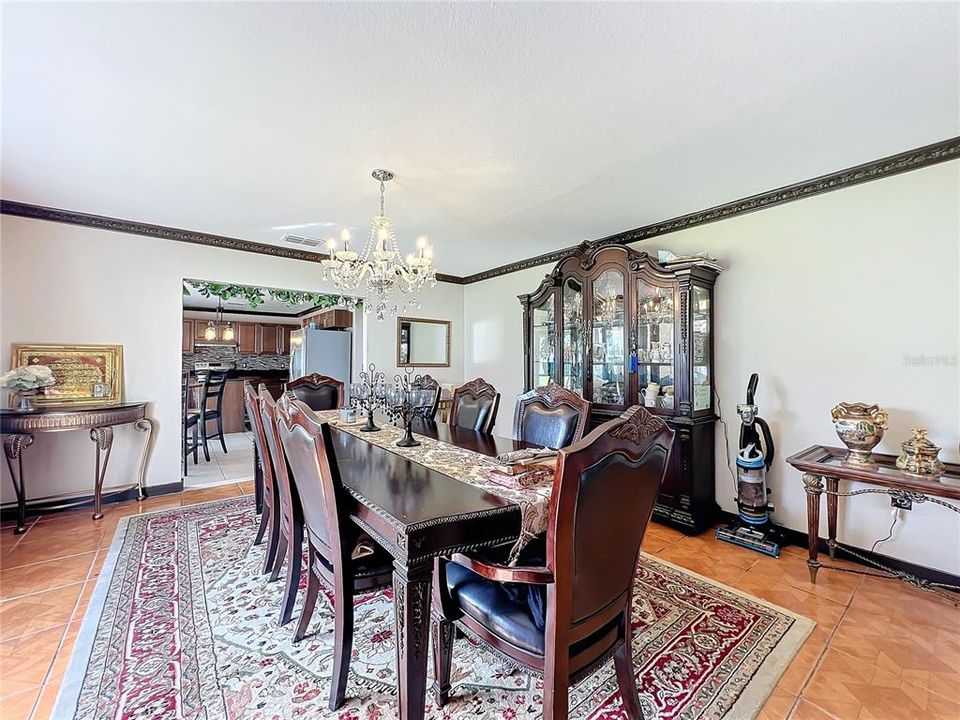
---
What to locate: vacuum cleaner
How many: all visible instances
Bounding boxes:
[716,373,782,557]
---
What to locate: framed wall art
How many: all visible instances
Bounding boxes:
[9,343,124,406]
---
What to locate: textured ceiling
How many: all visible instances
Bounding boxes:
[2,2,958,276]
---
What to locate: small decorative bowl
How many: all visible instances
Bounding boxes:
[831,402,888,464]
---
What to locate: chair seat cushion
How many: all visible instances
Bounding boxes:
[446,561,546,656]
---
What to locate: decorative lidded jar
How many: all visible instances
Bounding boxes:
[895,428,945,477]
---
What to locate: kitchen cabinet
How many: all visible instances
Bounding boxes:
[279,325,292,355]
[258,324,280,355]
[237,322,258,354]
[302,308,353,330]
[519,243,720,534]
[182,320,194,352]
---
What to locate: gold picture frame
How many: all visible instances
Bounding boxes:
[10,344,124,407]
[396,317,451,368]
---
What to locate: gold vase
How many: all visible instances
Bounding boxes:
[830,402,888,464]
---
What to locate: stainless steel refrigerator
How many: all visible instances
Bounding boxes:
[289,329,353,402]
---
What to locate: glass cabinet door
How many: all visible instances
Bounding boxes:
[692,284,712,412]
[635,280,675,413]
[531,294,556,387]
[561,277,584,395]
[590,269,625,405]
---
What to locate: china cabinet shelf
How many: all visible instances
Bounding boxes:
[519,243,721,534]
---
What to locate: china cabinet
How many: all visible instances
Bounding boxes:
[519,243,721,533]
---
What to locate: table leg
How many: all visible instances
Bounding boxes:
[3,434,34,534]
[89,426,115,520]
[134,418,155,502]
[803,473,824,583]
[393,562,433,720]
[826,476,838,560]
[253,440,263,515]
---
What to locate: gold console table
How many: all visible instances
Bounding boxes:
[787,444,960,601]
[1,402,154,534]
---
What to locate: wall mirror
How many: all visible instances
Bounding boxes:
[397,317,451,367]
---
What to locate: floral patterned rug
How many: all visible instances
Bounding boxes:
[54,498,812,720]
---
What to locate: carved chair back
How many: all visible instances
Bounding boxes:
[275,392,350,555]
[450,378,500,434]
[287,373,344,411]
[513,382,591,449]
[244,382,275,502]
[258,384,301,533]
[549,405,674,633]
[413,373,442,420]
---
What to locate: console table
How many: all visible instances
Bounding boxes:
[787,444,960,600]
[1,402,154,534]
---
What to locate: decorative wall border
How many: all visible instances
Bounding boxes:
[3,135,957,286]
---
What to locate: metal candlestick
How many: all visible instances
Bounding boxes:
[351,364,387,432]
[385,369,436,448]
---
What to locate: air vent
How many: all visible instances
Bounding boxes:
[282,233,322,248]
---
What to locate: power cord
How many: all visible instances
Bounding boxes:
[713,386,739,495]
[871,508,901,553]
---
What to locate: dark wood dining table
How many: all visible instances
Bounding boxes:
[328,419,534,720]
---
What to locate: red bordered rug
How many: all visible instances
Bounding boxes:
[54,498,812,719]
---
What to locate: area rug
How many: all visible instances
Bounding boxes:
[54,498,813,719]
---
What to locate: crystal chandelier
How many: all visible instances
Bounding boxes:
[321,169,437,321]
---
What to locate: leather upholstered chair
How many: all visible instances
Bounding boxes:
[287,373,345,411]
[258,384,304,627]
[244,382,281,575]
[450,378,500,434]
[513,381,591,449]
[432,405,674,720]
[275,392,393,710]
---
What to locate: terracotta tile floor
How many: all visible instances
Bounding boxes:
[0,485,956,719]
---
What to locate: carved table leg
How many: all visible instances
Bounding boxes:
[826,476,839,561]
[3,434,34,534]
[89,426,115,520]
[803,473,824,583]
[393,562,433,720]
[134,418,155,502]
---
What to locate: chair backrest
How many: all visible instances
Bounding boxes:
[450,378,500,434]
[513,382,591,449]
[258,384,299,526]
[413,374,441,420]
[287,373,344,411]
[201,370,228,412]
[244,382,275,504]
[547,405,674,633]
[275,392,347,554]
[181,372,189,412]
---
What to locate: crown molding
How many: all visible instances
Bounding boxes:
[3,135,957,286]
[460,135,960,283]
[0,200,464,285]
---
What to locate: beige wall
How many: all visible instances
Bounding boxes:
[0,218,463,501]
[464,161,960,574]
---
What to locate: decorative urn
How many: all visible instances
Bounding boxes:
[830,402,888,464]
[895,428,945,477]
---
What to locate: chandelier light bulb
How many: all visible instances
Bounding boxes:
[325,237,337,250]
[340,228,351,242]
[416,235,427,249]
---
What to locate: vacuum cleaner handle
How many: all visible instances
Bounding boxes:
[746,373,759,405]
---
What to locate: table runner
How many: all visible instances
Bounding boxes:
[317,411,553,561]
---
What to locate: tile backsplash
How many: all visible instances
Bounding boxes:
[183,346,289,373]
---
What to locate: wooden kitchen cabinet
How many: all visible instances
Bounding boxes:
[279,325,292,355]
[237,322,258,354]
[258,324,280,355]
[182,320,194,352]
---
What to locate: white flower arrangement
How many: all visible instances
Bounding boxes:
[1,364,57,393]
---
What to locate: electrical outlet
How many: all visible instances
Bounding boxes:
[891,495,912,511]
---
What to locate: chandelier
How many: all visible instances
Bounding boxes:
[321,169,437,321]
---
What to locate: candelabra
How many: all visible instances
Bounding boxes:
[350,364,387,432]
[385,369,436,448]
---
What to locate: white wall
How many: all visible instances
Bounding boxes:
[464,161,960,574]
[0,218,464,501]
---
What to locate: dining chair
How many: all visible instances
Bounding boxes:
[432,405,674,720]
[287,373,345,411]
[513,381,591,449]
[244,382,281,575]
[413,373,442,421]
[449,378,500,434]
[182,372,200,474]
[275,392,394,710]
[198,369,229,460]
[258,384,304,626]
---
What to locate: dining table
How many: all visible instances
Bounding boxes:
[315,411,553,720]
